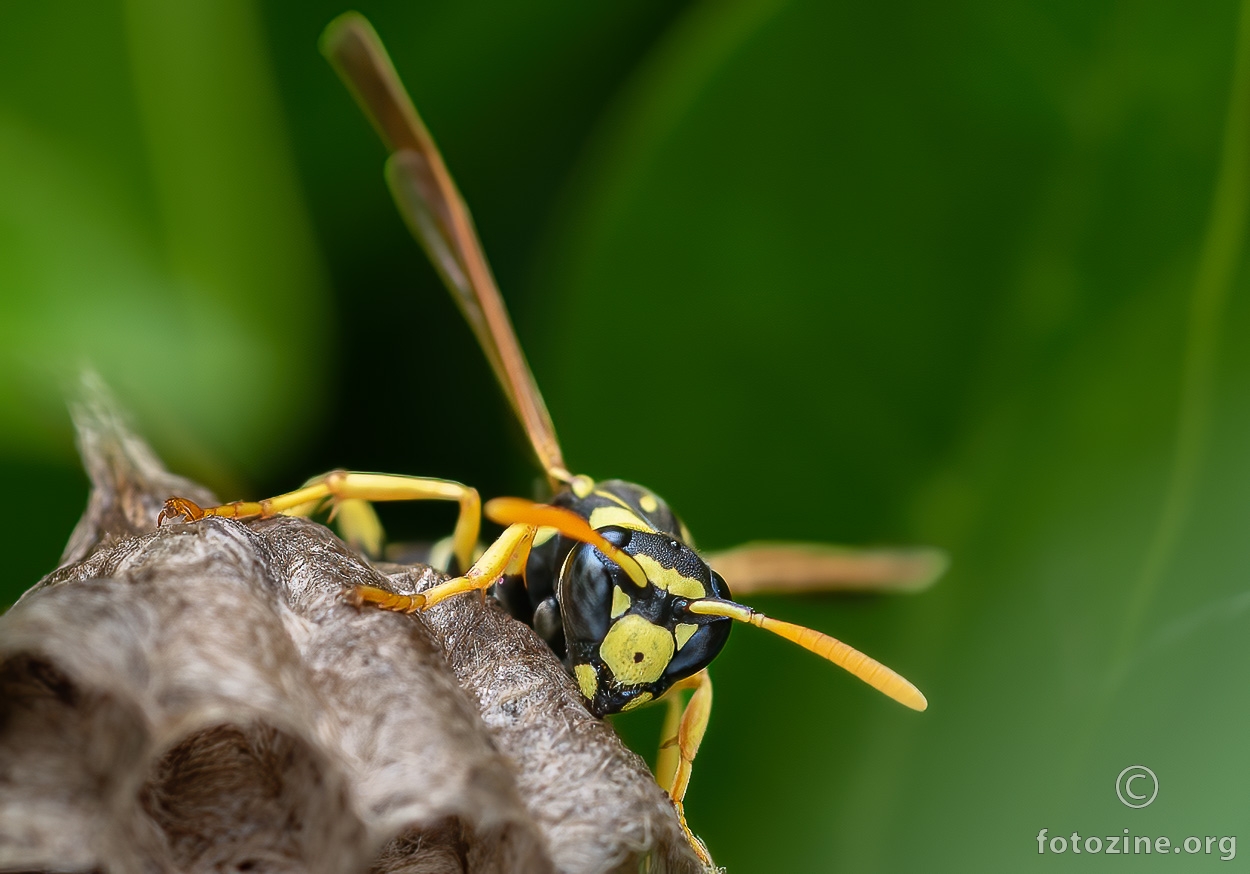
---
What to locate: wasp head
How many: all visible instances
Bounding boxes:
[559,526,733,716]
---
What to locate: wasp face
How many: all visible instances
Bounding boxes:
[559,527,733,716]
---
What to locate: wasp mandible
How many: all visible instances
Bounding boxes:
[161,13,944,865]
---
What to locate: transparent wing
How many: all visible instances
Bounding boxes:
[320,13,567,485]
[706,542,948,597]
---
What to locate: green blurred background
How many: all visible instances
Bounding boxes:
[3,0,1249,869]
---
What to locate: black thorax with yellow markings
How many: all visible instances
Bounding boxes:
[491,478,733,716]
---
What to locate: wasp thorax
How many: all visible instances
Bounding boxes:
[559,526,733,716]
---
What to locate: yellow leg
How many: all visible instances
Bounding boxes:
[656,688,684,794]
[706,542,947,596]
[323,498,386,558]
[160,471,480,568]
[349,522,536,613]
[657,670,714,867]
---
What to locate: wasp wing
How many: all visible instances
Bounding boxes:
[321,13,567,485]
[706,542,947,596]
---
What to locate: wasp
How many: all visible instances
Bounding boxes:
[160,13,942,865]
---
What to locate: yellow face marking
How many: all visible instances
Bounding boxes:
[599,614,675,685]
[588,505,654,532]
[574,663,598,699]
[674,622,698,650]
[621,692,653,711]
[633,552,707,599]
[570,475,595,499]
[638,493,659,514]
[610,585,631,619]
[593,489,635,510]
[532,525,558,547]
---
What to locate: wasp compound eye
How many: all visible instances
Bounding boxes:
[651,567,734,682]
[559,540,635,647]
[664,605,732,680]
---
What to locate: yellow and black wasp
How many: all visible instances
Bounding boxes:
[161,13,943,865]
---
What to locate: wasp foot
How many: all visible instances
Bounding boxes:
[347,584,427,614]
[158,496,206,526]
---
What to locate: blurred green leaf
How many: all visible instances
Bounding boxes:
[0,0,329,479]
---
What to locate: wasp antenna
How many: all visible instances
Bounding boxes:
[485,497,649,589]
[686,600,927,711]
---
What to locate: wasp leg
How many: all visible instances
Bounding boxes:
[706,542,947,596]
[161,471,480,568]
[350,522,536,613]
[322,498,385,558]
[655,689,684,794]
[656,670,714,867]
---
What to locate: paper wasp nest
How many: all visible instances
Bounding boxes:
[0,385,703,874]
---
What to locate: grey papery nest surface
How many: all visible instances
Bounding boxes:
[0,386,703,874]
